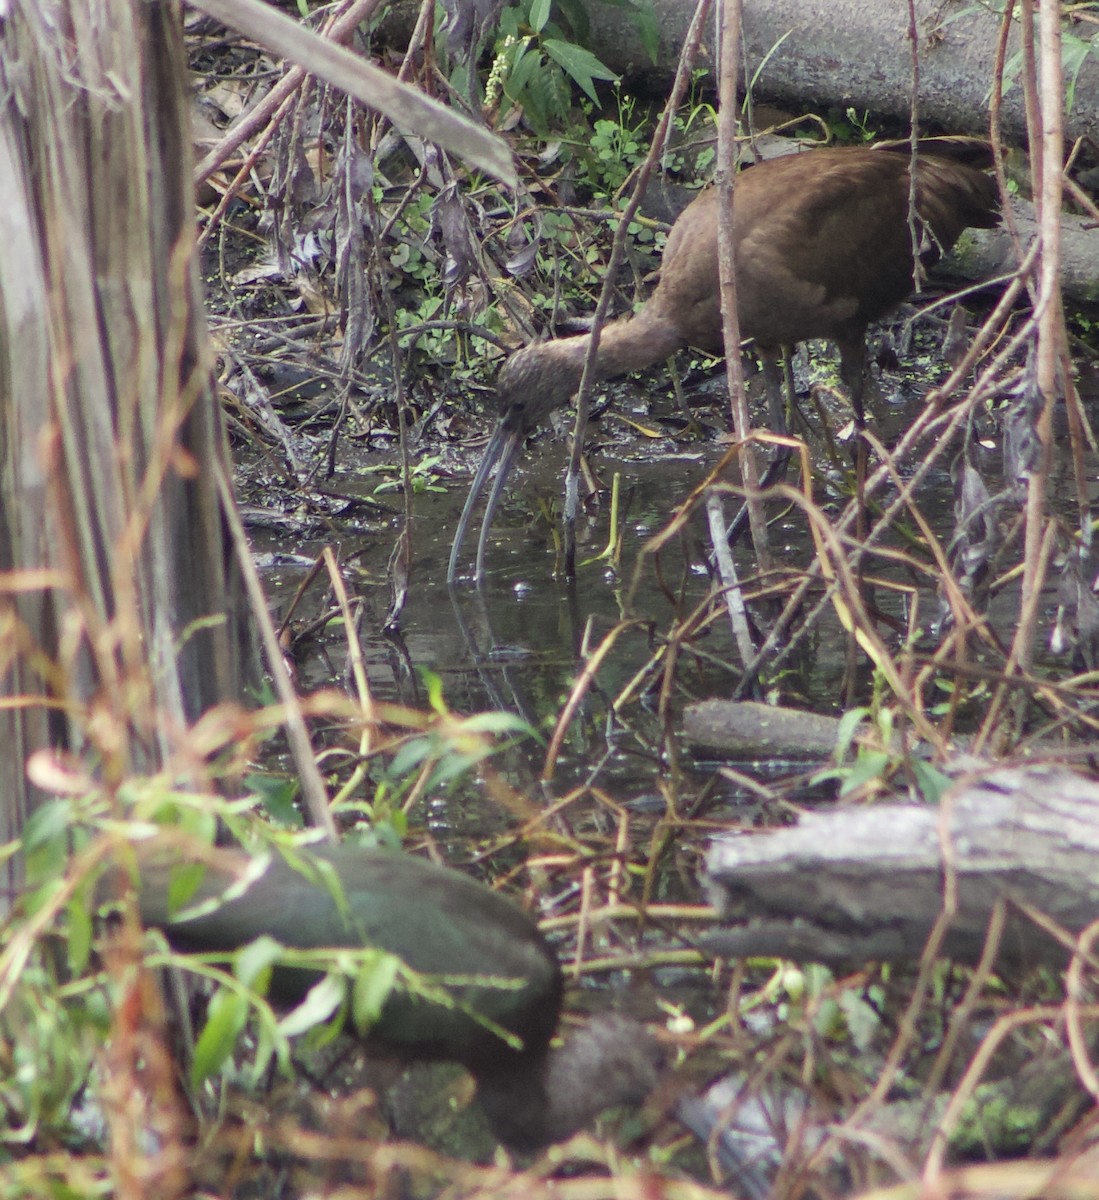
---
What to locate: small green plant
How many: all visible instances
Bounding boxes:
[366,454,447,495]
[951,1083,1047,1155]
[663,69,717,179]
[378,190,438,289]
[491,0,618,135]
[830,107,879,144]
[775,963,885,1053]
[812,680,951,804]
[588,116,642,192]
[483,0,656,135]
[585,86,647,194]
[377,669,539,797]
[926,675,991,724]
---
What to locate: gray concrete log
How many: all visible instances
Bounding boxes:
[704,762,1099,970]
[586,0,1099,147]
[684,699,843,759]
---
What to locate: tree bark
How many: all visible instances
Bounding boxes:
[0,1,257,893]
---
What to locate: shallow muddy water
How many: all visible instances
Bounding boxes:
[245,349,1047,826]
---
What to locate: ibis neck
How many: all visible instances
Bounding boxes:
[566,302,686,386]
[499,306,687,435]
[588,304,687,377]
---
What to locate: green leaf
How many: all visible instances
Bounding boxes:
[1063,30,1092,115]
[234,936,282,991]
[877,707,894,747]
[506,44,544,108]
[166,861,207,914]
[542,39,617,102]
[461,712,540,739]
[278,974,346,1038]
[812,995,842,1039]
[387,736,433,780]
[250,1020,277,1085]
[370,814,407,848]
[834,706,870,762]
[249,774,303,828]
[24,877,63,917]
[520,68,552,132]
[421,668,447,714]
[66,895,93,975]
[352,951,402,1031]
[22,800,72,885]
[912,759,953,806]
[24,799,73,851]
[426,752,487,790]
[192,987,248,1086]
[529,0,551,34]
[146,802,218,846]
[839,750,891,796]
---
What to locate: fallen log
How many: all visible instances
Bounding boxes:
[583,0,1099,149]
[684,699,844,760]
[703,762,1099,970]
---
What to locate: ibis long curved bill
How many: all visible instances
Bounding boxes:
[447,418,528,585]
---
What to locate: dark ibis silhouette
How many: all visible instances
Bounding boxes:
[136,843,659,1151]
[447,136,999,583]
